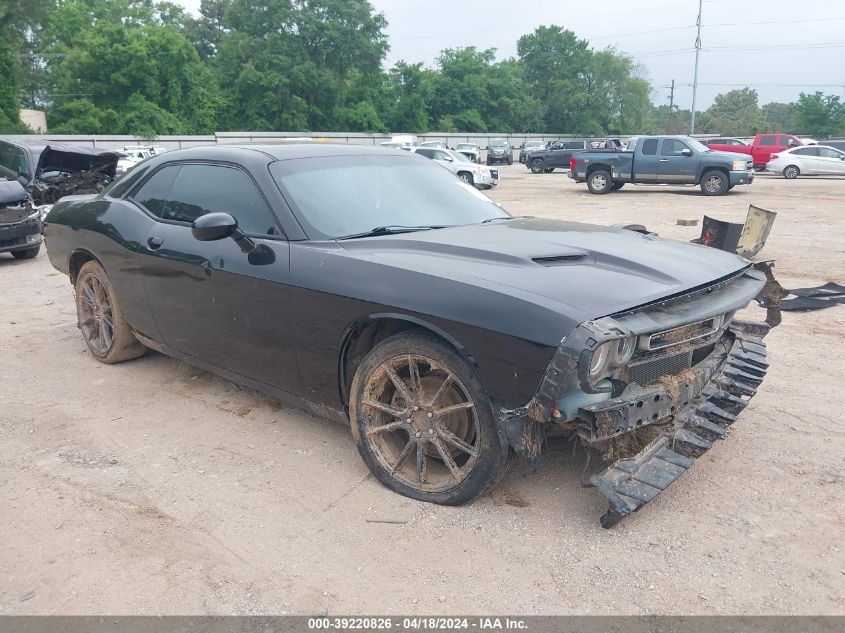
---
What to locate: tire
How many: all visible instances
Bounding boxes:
[457,171,474,186]
[11,244,40,259]
[74,260,147,364]
[349,332,510,505]
[783,165,800,179]
[486,159,492,166]
[700,170,729,195]
[543,168,555,173]
[530,159,544,174]
[587,169,612,194]
[507,157,513,165]
[611,182,625,191]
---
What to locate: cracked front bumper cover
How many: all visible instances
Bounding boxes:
[589,324,770,528]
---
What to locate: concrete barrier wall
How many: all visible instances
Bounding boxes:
[0,131,731,152]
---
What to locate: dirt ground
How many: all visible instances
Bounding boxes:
[1,168,843,615]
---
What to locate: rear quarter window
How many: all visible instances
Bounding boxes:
[760,136,777,146]
[641,139,658,155]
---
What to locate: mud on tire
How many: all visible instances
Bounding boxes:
[74,260,147,364]
[349,332,510,505]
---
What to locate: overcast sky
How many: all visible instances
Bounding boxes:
[174,0,844,110]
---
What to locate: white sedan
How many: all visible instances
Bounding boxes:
[767,145,845,179]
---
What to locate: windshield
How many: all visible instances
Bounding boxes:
[489,140,509,148]
[270,154,507,240]
[449,150,473,163]
[679,136,710,152]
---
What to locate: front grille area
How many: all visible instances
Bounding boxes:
[627,350,693,386]
[645,317,719,350]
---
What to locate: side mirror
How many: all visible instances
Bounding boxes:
[681,148,693,157]
[192,212,237,241]
[444,155,453,162]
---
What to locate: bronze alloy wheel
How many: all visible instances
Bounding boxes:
[350,333,509,504]
[74,260,147,364]
[77,270,115,356]
[362,353,479,493]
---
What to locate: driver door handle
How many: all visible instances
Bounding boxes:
[658,158,670,162]
[147,236,164,250]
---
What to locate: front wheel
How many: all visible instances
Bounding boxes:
[530,159,544,174]
[457,171,474,186]
[587,169,612,194]
[507,157,513,165]
[700,170,729,195]
[11,244,40,259]
[349,333,510,505]
[74,260,147,364]
[783,165,800,179]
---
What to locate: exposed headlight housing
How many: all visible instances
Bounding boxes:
[589,342,612,379]
[732,159,746,171]
[612,336,636,366]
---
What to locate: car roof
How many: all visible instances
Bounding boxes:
[145,143,412,163]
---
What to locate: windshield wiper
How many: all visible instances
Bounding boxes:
[337,225,447,240]
[481,215,531,223]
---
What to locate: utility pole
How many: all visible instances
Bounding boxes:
[666,80,675,133]
[690,0,703,134]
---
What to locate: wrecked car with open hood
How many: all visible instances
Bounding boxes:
[0,140,119,206]
[42,144,778,526]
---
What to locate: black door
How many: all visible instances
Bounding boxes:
[131,162,300,393]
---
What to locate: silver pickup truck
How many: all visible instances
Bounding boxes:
[569,135,755,196]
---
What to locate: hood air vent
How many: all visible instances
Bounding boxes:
[532,254,585,266]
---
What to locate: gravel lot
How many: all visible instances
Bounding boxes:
[2,167,843,615]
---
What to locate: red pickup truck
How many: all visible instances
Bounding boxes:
[706,133,805,170]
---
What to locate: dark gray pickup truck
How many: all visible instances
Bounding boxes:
[570,135,755,195]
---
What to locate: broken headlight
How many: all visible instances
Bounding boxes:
[588,335,636,381]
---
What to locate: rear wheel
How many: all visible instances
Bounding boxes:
[700,170,729,195]
[587,169,612,194]
[349,333,510,505]
[530,159,544,174]
[74,260,147,364]
[11,245,40,259]
[783,165,800,179]
[543,168,555,173]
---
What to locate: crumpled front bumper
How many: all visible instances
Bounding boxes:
[496,262,780,528]
[588,322,770,527]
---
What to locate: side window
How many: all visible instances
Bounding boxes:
[818,147,842,158]
[640,139,658,156]
[0,144,29,178]
[794,147,818,156]
[160,164,278,236]
[416,149,435,159]
[760,135,777,146]
[433,150,450,160]
[779,136,797,146]
[133,164,181,218]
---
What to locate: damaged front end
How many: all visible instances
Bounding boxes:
[0,179,42,254]
[499,262,781,528]
[29,144,119,206]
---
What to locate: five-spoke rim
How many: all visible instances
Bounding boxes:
[361,354,480,493]
[78,273,114,355]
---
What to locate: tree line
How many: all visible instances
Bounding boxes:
[1,0,843,138]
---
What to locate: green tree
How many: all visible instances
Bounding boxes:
[761,101,799,132]
[383,62,433,133]
[214,0,387,131]
[702,88,762,136]
[796,91,844,138]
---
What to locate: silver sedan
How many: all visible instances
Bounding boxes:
[767,145,845,178]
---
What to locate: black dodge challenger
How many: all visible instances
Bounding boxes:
[43,144,776,527]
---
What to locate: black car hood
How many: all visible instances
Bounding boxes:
[339,217,750,320]
[36,144,119,179]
